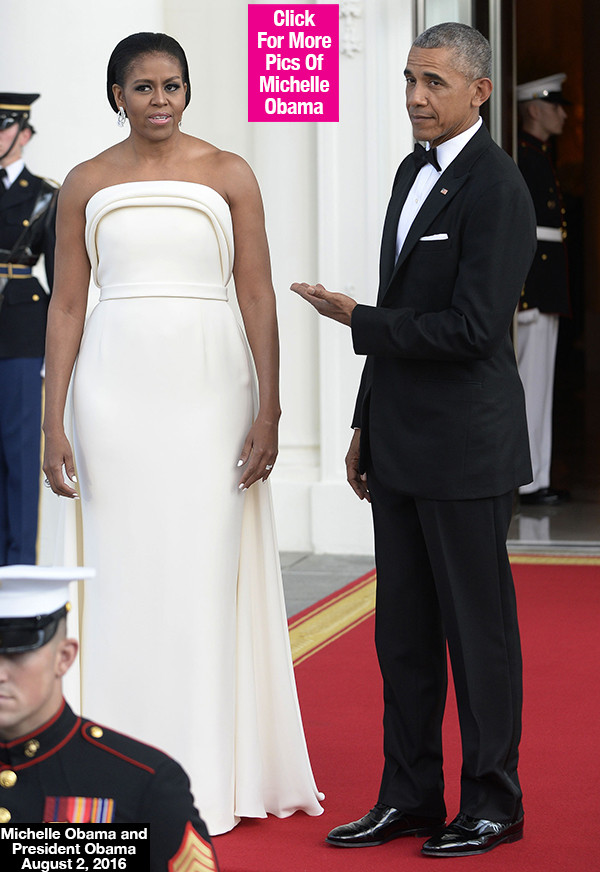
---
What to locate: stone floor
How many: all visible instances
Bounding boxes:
[509,500,600,552]
[281,498,600,617]
[281,551,375,618]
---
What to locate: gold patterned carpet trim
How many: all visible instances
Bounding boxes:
[289,570,376,666]
[289,552,600,665]
[509,554,600,565]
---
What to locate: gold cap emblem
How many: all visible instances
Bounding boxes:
[0,771,17,789]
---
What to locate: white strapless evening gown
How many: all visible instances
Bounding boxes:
[73,181,323,835]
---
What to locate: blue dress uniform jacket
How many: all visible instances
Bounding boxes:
[0,700,219,871]
[517,131,570,316]
[0,165,58,565]
[0,166,57,358]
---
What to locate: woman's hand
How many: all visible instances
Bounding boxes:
[42,430,79,498]
[237,415,279,490]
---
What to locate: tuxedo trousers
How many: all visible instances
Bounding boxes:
[368,468,523,822]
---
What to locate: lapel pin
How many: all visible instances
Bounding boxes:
[440,188,448,195]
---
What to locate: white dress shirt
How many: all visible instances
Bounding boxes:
[396,117,482,258]
[1,158,25,189]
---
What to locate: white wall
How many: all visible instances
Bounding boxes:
[2,0,165,184]
[3,0,417,559]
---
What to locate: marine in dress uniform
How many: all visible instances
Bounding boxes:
[516,75,571,506]
[0,566,219,872]
[0,94,58,565]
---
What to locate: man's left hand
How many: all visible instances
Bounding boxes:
[290,282,357,326]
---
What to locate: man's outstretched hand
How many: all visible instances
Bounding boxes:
[290,282,357,326]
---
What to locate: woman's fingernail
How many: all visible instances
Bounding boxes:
[237,459,244,467]
[72,475,78,482]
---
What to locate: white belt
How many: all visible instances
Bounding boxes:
[99,283,228,301]
[536,226,563,243]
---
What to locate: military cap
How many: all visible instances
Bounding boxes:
[516,74,571,105]
[0,565,94,654]
[0,92,39,131]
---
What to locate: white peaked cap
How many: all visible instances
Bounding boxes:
[516,73,567,102]
[0,565,95,619]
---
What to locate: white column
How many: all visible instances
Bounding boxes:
[1,0,165,185]
[251,121,321,551]
[165,0,254,157]
[308,0,415,554]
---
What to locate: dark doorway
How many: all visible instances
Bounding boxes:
[515,0,600,505]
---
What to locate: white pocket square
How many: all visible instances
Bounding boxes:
[419,233,449,241]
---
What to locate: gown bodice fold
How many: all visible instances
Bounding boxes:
[85,181,234,300]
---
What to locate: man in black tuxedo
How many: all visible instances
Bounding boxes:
[292,22,535,858]
[0,94,58,565]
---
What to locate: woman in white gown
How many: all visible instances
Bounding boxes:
[43,32,323,835]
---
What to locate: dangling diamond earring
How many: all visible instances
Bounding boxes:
[117,106,127,128]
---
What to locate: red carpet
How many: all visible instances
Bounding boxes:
[214,558,600,871]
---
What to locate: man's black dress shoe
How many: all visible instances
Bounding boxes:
[421,812,524,857]
[520,487,570,506]
[326,803,444,847]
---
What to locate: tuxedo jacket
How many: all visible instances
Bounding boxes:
[351,124,536,500]
[0,166,58,358]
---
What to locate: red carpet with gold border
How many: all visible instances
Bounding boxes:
[214,555,600,871]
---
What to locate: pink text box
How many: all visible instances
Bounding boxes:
[248,4,339,122]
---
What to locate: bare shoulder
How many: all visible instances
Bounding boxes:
[59,144,128,211]
[180,136,258,203]
[57,165,96,217]
[210,149,261,206]
[216,149,257,185]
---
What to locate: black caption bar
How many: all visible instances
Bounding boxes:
[0,824,150,871]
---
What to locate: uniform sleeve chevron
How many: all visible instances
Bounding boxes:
[168,821,219,872]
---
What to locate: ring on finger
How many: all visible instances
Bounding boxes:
[43,478,51,488]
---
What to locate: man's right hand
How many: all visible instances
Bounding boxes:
[346,429,370,502]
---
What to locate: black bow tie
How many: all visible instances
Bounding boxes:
[412,143,442,173]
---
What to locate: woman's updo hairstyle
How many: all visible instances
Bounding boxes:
[107,32,191,112]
